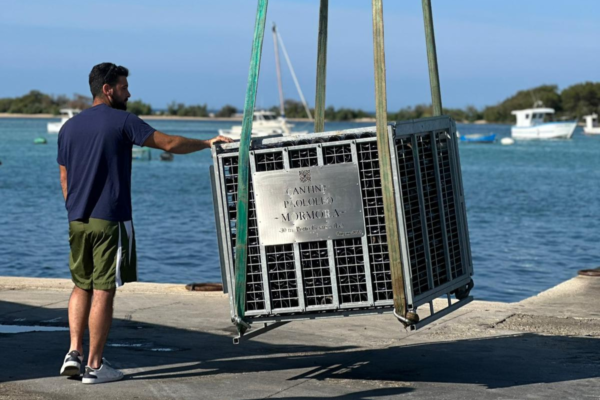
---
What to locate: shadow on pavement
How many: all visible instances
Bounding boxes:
[1,299,599,392]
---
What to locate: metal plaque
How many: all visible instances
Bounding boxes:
[253,163,366,246]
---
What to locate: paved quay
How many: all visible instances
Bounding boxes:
[0,275,599,399]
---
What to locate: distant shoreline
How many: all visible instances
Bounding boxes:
[0,113,499,125]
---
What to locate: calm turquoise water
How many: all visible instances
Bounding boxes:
[0,118,597,302]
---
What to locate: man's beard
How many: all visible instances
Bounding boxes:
[112,99,127,111]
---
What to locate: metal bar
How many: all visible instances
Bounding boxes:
[421,0,443,116]
[387,126,415,308]
[314,0,328,133]
[450,124,474,276]
[413,274,471,307]
[446,127,472,278]
[209,166,228,294]
[233,321,290,344]
[272,23,286,117]
[248,307,392,324]
[326,240,341,308]
[410,296,473,331]
[216,155,237,319]
[234,0,269,333]
[372,0,408,321]
[293,242,307,311]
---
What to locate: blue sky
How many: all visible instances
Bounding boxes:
[1,0,598,111]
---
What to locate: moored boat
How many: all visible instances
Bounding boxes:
[132,147,151,161]
[219,23,311,140]
[47,109,80,134]
[583,114,600,135]
[511,108,576,140]
[460,133,496,143]
[218,110,307,139]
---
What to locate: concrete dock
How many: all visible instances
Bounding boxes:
[0,275,598,399]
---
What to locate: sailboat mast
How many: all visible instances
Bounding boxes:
[276,29,314,121]
[272,23,286,117]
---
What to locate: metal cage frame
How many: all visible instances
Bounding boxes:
[211,116,473,341]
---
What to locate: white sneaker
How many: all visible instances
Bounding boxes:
[81,358,124,384]
[60,350,83,376]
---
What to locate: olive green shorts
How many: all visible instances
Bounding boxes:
[68,218,137,290]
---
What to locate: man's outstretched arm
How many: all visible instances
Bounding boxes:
[143,131,233,154]
[59,165,67,201]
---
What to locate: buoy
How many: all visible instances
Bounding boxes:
[34,137,47,145]
[160,152,174,162]
[500,137,515,146]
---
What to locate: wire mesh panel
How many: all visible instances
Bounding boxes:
[416,134,449,288]
[289,147,318,169]
[222,156,265,312]
[334,238,368,304]
[435,132,464,279]
[395,138,429,296]
[212,118,473,324]
[300,241,334,307]
[357,141,393,302]
[266,244,299,310]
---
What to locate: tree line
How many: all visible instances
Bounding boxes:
[1,81,599,122]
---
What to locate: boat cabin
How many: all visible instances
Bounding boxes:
[584,114,598,129]
[511,108,554,127]
[253,111,278,122]
[58,108,80,121]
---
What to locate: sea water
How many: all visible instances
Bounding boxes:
[0,118,597,302]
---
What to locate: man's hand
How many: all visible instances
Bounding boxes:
[207,135,234,147]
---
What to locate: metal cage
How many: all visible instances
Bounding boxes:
[211,116,473,339]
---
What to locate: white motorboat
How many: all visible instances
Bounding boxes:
[218,110,307,138]
[511,108,576,140]
[583,114,600,135]
[47,108,80,134]
[220,23,311,139]
[132,147,151,161]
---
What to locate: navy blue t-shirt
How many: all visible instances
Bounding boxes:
[57,104,155,222]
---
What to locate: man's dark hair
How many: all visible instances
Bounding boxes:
[89,63,129,98]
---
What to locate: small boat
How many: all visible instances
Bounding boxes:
[160,152,174,161]
[460,133,496,143]
[218,110,307,139]
[583,114,600,135]
[219,23,311,139]
[511,107,576,140]
[132,147,151,161]
[47,109,80,134]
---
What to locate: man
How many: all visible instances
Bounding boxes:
[57,62,232,384]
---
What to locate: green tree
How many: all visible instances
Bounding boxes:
[0,98,13,113]
[216,104,237,118]
[68,94,92,111]
[561,82,600,117]
[127,99,152,116]
[8,90,55,114]
[482,85,562,123]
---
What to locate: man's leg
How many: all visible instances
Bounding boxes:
[68,286,92,354]
[61,220,93,376]
[87,288,116,369]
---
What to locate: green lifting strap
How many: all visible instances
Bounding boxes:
[234,0,269,335]
[422,0,443,116]
[314,0,329,133]
[371,0,413,325]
